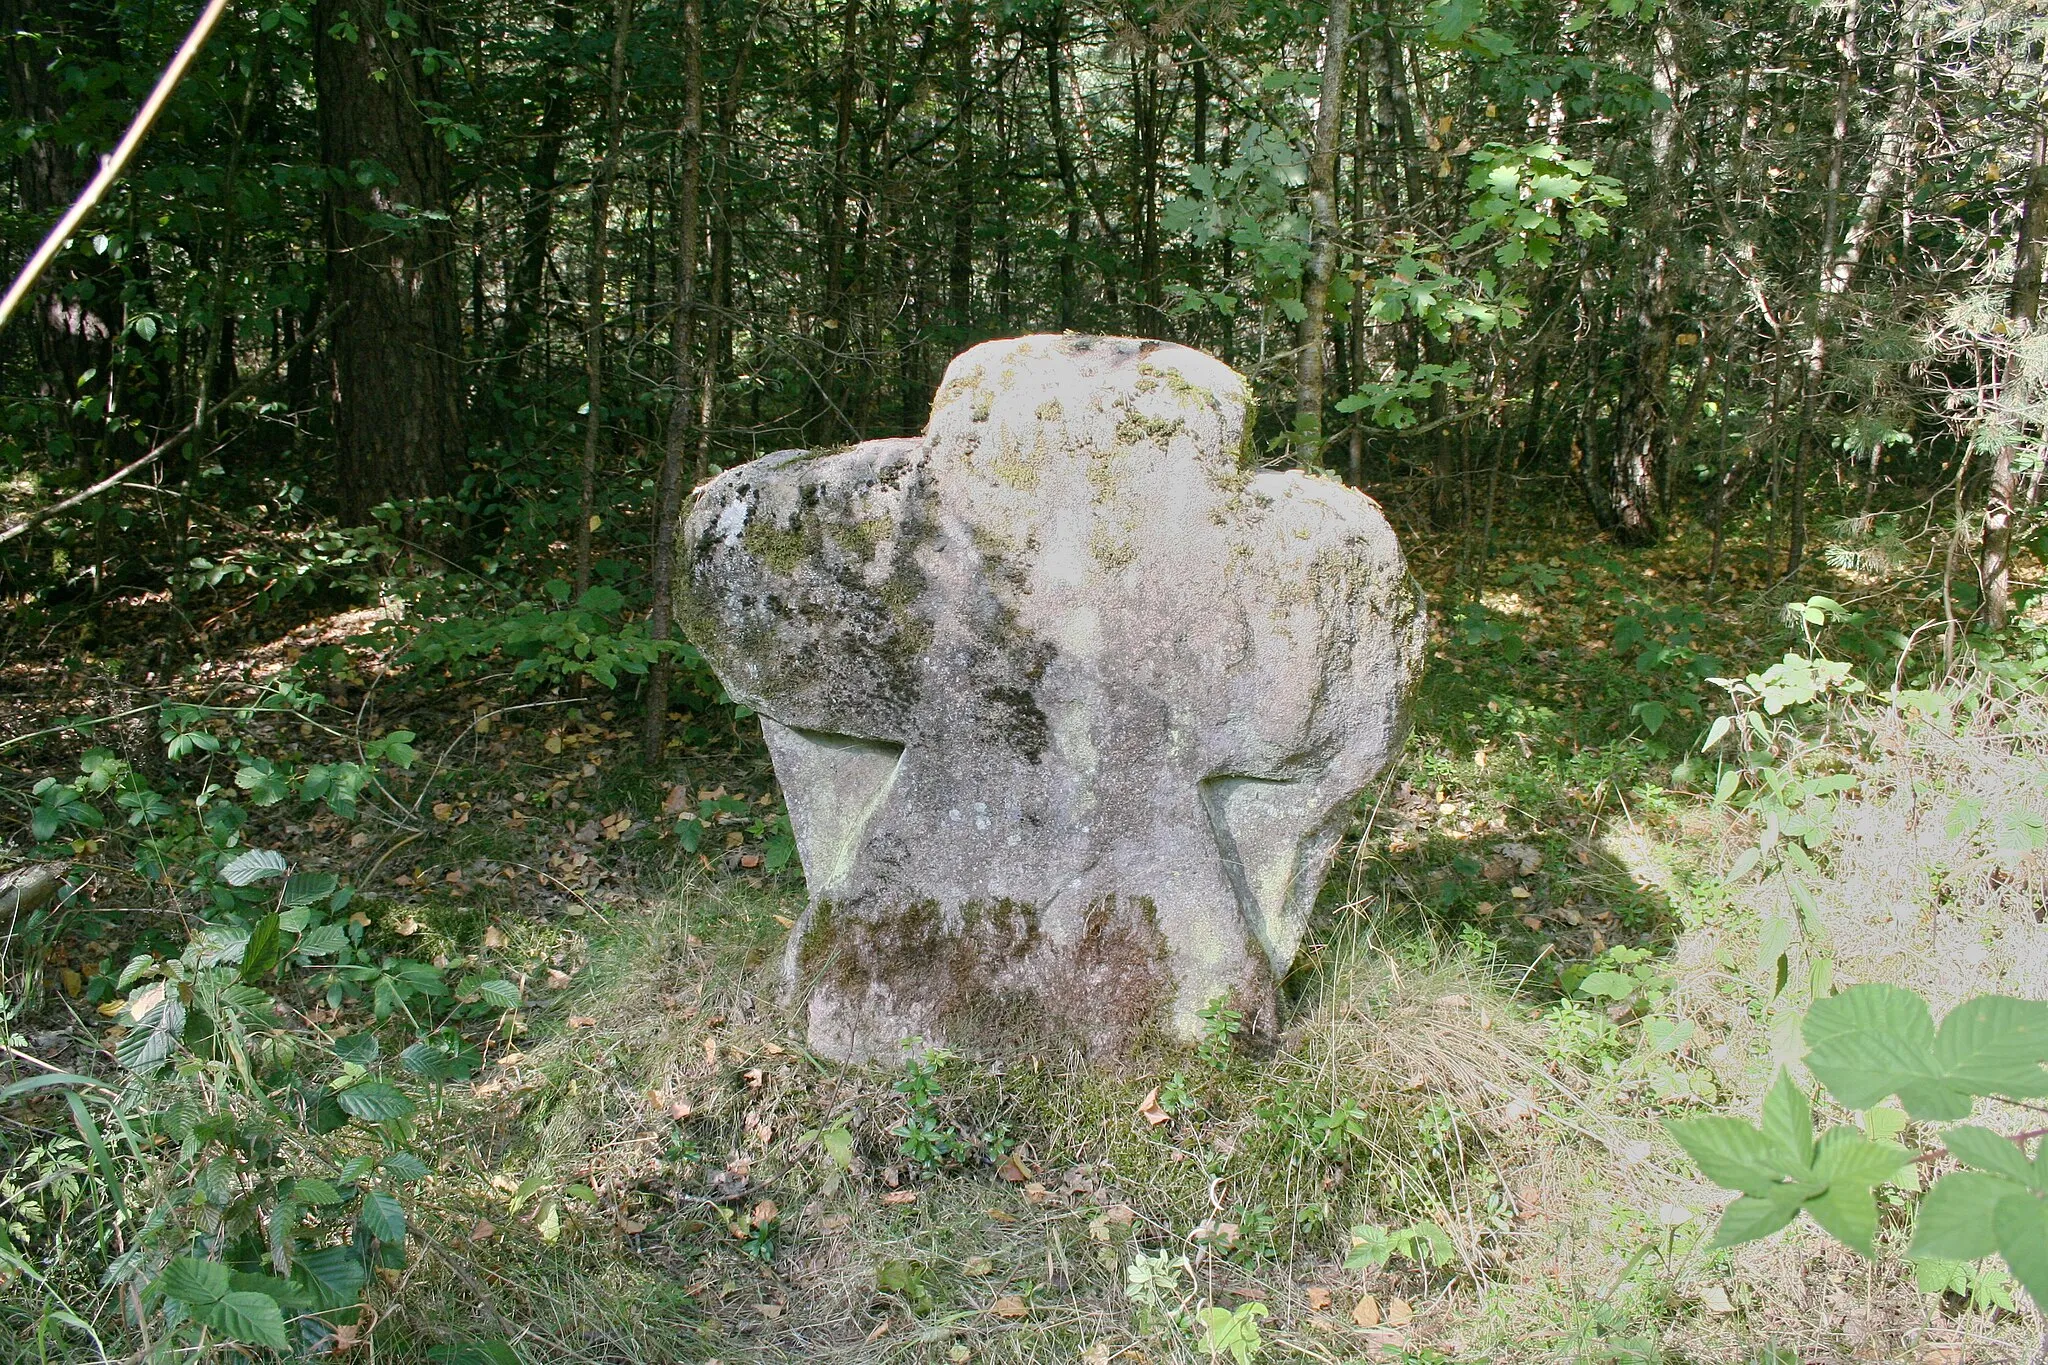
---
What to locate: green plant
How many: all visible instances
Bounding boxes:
[1344,1218,1455,1274]
[892,1041,968,1171]
[1196,1300,1269,1364]
[1124,1247,1194,1333]
[1670,984,2048,1316]
[1567,946,1675,1016]
[1196,996,1244,1068]
[394,579,694,691]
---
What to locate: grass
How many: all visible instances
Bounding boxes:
[3,494,2044,1362]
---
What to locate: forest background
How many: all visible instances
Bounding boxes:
[1,0,2046,1360]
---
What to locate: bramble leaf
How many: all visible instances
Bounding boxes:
[1943,1125,2040,1188]
[155,1255,231,1307]
[1804,986,2048,1119]
[336,1081,414,1122]
[1664,1115,1815,1200]
[195,1290,290,1350]
[292,1245,368,1311]
[1759,1070,1814,1170]
[1912,1172,2015,1260]
[360,1188,405,1244]
[1708,1190,1803,1247]
[220,847,289,886]
[1993,1192,2048,1309]
[1933,997,2048,1102]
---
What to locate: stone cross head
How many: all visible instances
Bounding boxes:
[678,335,1425,1063]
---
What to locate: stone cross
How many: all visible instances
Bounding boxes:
[678,335,1425,1062]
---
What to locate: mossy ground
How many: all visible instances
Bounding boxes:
[351,504,2041,1362]
[6,496,2041,1363]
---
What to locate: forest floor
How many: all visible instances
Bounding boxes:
[5,492,2045,1364]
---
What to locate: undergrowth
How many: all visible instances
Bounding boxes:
[2,492,2044,1363]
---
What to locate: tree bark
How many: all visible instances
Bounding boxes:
[0,0,151,464]
[573,0,634,597]
[497,2,578,389]
[1597,20,1682,548]
[2013,125,2048,325]
[1046,12,1083,331]
[314,0,467,526]
[1293,0,1353,465]
[947,0,975,341]
[643,0,707,762]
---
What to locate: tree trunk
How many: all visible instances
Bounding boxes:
[1984,127,2045,630]
[818,0,862,435]
[497,2,578,390]
[644,0,707,762]
[314,0,467,526]
[947,0,975,341]
[1132,30,1163,331]
[0,0,147,464]
[2013,125,2048,325]
[1293,0,1353,465]
[1046,13,1083,331]
[573,0,635,597]
[1599,20,1682,548]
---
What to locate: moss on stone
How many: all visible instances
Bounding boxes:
[742,515,816,577]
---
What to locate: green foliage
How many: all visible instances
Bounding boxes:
[1196,1300,1270,1364]
[3,685,523,1355]
[1196,996,1245,1069]
[1671,984,2048,1308]
[1344,1218,1455,1272]
[397,580,693,690]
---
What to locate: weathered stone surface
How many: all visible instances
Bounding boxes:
[678,335,1426,1062]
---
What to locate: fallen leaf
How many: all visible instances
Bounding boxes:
[1698,1284,1735,1314]
[752,1199,779,1224]
[1352,1295,1381,1327]
[432,802,455,821]
[744,1067,764,1090]
[995,1150,1032,1183]
[963,1255,994,1277]
[1386,1298,1413,1327]
[469,1219,496,1242]
[984,1208,1016,1223]
[820,1213,851,1233]
[882,1190,917,1205]
[483,924,508,950]
[991,1296,1028,1319]
[616,1214,647,1234]
[1137,1087,1170,1126]
[568,1015,597,1029]
[394,915,421,937]
[1021,1182,1051,1205]
[670,1100,694,1120]
[703,1034,718,1066]
[1306,1287,1333,1311]
[771,913,795,928]
[757,1302,785,1320]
